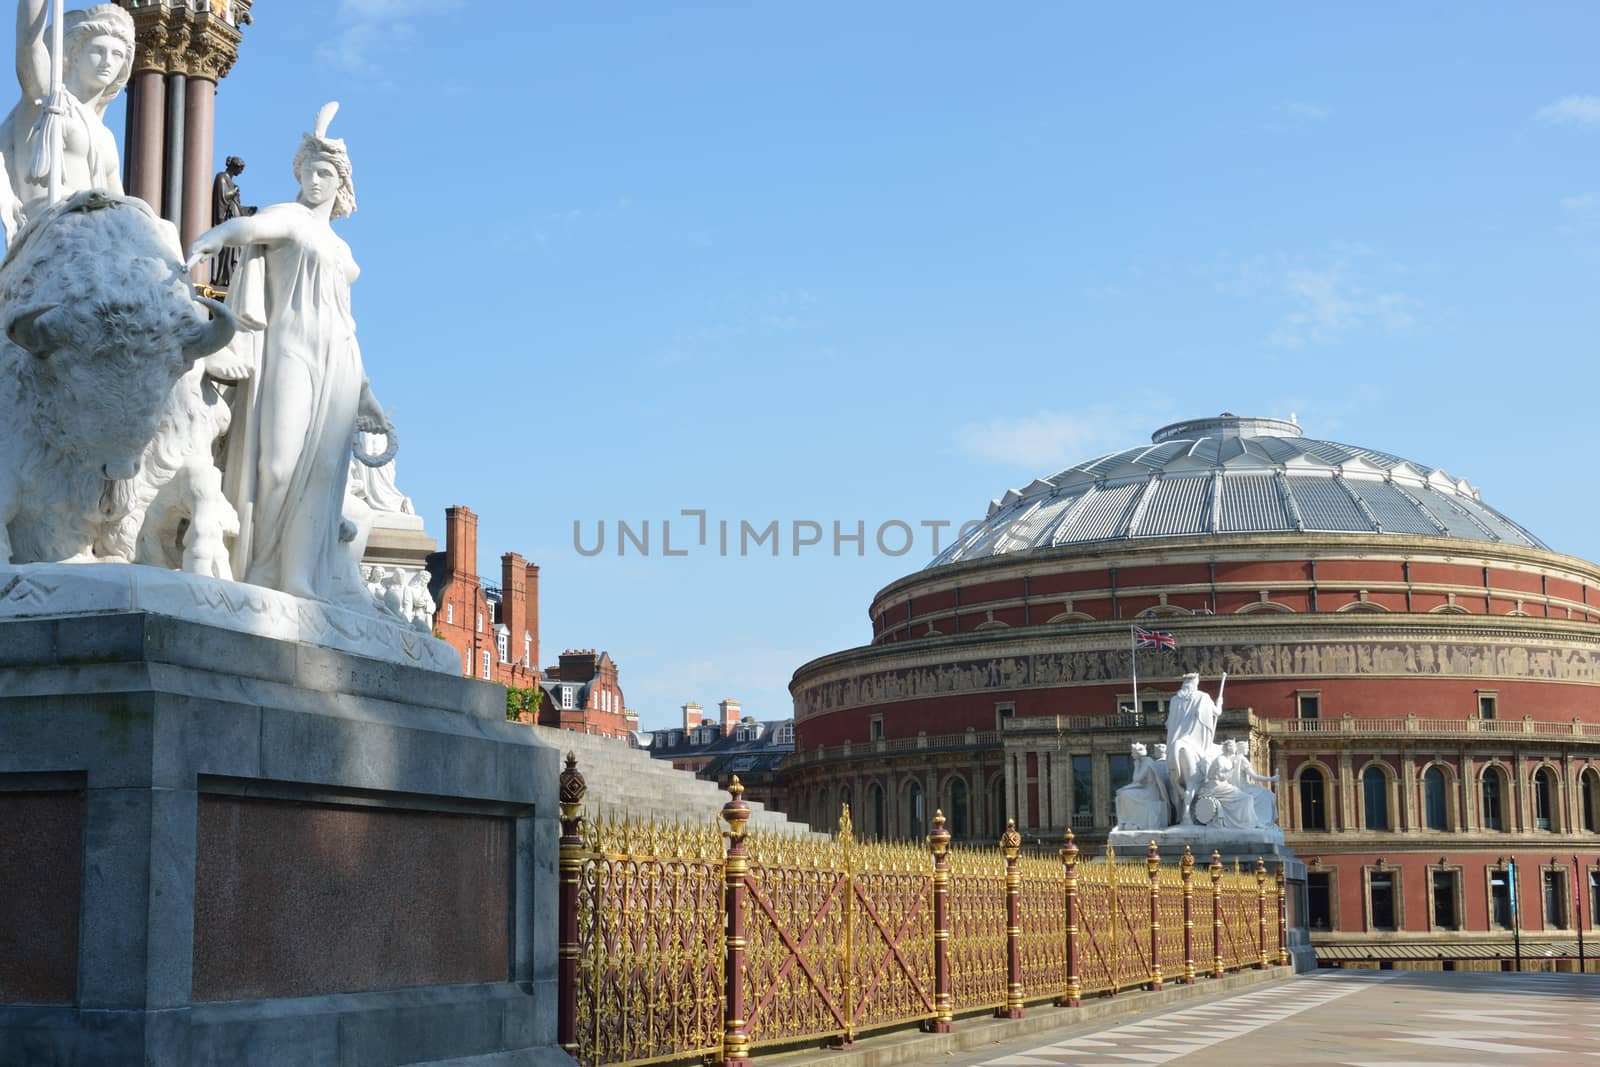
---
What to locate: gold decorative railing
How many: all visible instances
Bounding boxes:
[556,754,1289,1067]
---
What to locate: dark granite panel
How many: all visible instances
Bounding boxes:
[192,794,511,1001]
[0,790,85,1004]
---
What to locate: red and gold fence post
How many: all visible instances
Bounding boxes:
[1209,850,1224,978]
[1255,858,1269,970]
[1056,829,1082,1008]
[1146,841,1163,991]
[1180,846,1195,985]
[998,818,1024,1019]
[1276,862,1291,966]
[557,752,585,1058]
[927,809,954,1034]
[719,777,754,1067]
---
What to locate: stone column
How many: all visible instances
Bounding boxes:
[182,75,217,281]
[161,71,186,226]
[1461,752,1478,832]
[1399,753,1418,832]
[1514,752,1530,832]
[1275,750,1291,828]
[125,69,166,208]
[1337,752,1354,832]
[1038,751,1052,829]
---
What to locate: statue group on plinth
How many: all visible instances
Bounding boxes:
[0,2,440,659]
[1111,673,1283,844]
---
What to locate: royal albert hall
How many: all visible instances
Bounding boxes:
[783,414,1600,970]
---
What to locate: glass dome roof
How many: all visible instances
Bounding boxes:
[929,414,1545,568]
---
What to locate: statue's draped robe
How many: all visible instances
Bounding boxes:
[0,89,120,235]
[220,202,362,596]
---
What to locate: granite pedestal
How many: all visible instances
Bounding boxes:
[0,608,570,1066]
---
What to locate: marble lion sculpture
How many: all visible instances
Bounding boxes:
[0,191,235,565]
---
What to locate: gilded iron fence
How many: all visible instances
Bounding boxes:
[556,755,1291,1067]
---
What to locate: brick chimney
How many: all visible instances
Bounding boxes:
[682,702,702,730]
[501,552,526,665]
[444,506,479,579]
[718,699,741,735]
[524,561,540,669]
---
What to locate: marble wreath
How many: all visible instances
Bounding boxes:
[1112,674,1282,840]
[0,67,417,626]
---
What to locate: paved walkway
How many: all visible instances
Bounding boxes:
[951,970,1597,1067]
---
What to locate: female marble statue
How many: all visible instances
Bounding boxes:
[1231,739,1280,827]
[0,1,132,238]
[1114,742,1173,831]
[1193,740,1259,829]
[188,102,390,602]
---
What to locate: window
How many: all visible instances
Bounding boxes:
[1072,754,1093,818]
[1306,872,1332,930]
[476,612,483,633]
[1367,869,1397,930]
[1584,769,1600,833]
[496,630,509,663]
[481,650,491,679]
[994,702,1015,731]
[1430,869,1460,930]
[1299,766,1328,830]
[446,603,454,624]
[1482,767,1506,831]
[1362,765,1390,831]
[774,723,794,745]
[907,782,925,841]
[1477,691,1498,720]
[1489,868,1513,928]
[947,777,970,838]
[1543,869,1569,929]
[561,686,575,710]
[1533,767,1557,831]
[1423,766,1449,830]
[523,633,532,666]
[1590,869,1599,931]
[1296,691,1321,720]
[869,716,884,742]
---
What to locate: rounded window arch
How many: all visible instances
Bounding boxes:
[904,780,926,842]
[1579,767,1600,834]
[1421,763,1453,831]
[1361,762,1392,831]
[1298,764,1330,831]
[1533,765,1559,832]
[1481,764,1510,832]
[944,775,971,838]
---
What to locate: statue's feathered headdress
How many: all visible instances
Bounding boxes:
[293,101,356,219]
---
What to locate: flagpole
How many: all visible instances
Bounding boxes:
[1130,625,1139,721]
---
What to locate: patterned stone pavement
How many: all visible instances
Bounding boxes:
[953,970,1597,1067]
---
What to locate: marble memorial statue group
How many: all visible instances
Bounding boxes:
[0,1,431,632]
[1112,674,1283,842]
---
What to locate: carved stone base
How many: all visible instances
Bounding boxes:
[0,562,458,673]
[1107,823,1286,852]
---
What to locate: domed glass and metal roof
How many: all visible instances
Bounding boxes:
[930,414,1545,567]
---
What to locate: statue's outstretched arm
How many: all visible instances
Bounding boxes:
[16,0,49,103]
[187,204,295,261]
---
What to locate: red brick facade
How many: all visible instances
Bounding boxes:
[430,506,540,687]
[541,650,636,739]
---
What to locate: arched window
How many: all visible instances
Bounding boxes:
[1299,767,1328,831]
[868,783,886,840]
[1422,766,1449,831]
[947,777,970,838]
[1362,765,1390,831]
[1581,768,1600,834]
[1533,767,1557,831]
[907,782,925,841]
[1482,767,1507,832]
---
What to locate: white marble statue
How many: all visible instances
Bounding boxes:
[1114,741,1172,832]
[1192,740,1259,829]
[188,102,392,603]
[0,192,234,564]
[0,2,132,241]
[1165,672,1222,825]
[1232,739,1280,827]
[349,431,414,516]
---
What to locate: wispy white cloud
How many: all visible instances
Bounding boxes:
[1536,95,1600,128]
[1273,101,1332,125]
[1209,244,1422,350]
[1561,192,1600,220]
[956,405,1169,468]
[318,0,463,76]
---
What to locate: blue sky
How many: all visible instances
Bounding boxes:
[38,3,1600,728]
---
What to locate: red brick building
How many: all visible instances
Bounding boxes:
[428,506,540,687]
[784,414,1600,970]
[540,650,636,739]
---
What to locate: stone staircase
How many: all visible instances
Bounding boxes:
[537,727,822,838]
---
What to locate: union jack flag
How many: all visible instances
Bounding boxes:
[1134,627,1176,651]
